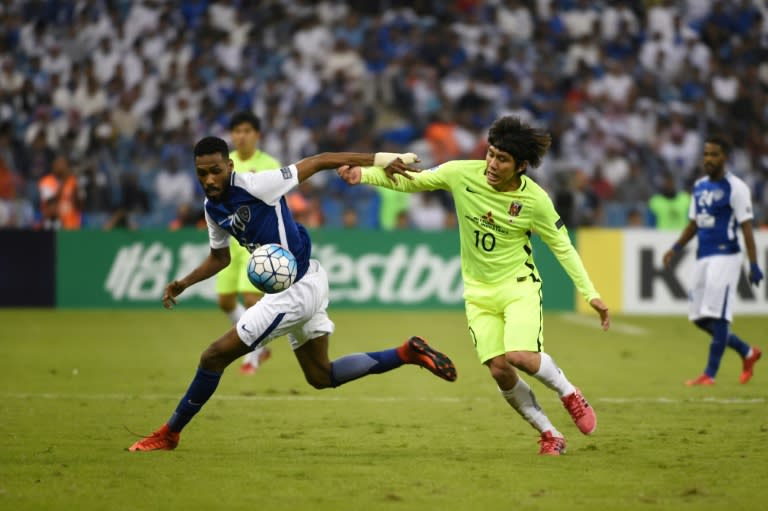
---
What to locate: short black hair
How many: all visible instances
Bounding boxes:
[705,134,731,156]
[229,111,261,131]
[487,116,551,169]
[194,136,229,160]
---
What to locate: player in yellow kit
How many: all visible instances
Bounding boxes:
[338,116,610,455]
[219,112,281,374]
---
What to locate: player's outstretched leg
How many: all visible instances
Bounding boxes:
[396,336,457,382]
[128,366,223,452]
[297,334,456,388]
[128,329,249,452]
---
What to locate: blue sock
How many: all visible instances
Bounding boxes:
[330,349,404,387]
[727,333,751,358]
[167,367,223,432]
[704,319,729,378]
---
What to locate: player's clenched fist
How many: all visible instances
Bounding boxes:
[337,165,362,185]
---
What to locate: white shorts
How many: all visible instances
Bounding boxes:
[236,259,335,351]
[688,253,742,322]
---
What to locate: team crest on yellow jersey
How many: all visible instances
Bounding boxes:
[508,201,523,221]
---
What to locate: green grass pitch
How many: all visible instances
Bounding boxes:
[1,309,766,511]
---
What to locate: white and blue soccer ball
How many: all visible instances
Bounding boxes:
[247,243,298,294]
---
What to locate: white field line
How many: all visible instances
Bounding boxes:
[1,392,763,405]
[561,313,648,336]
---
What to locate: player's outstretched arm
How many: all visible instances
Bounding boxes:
[295,152,418,183]
[162,247,230,309]
[590,297,610,331]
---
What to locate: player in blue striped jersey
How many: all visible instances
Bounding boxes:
[128,137,457,451]
[663,135,763,386]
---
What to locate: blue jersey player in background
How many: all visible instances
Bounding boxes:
[129,137,457,452]
[663,135,763,386]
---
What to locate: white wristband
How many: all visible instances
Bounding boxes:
[374,152,419,167]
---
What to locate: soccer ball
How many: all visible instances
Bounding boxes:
[246,244,298,294]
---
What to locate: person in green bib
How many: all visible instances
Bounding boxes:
[218,112,281,374]
[648,172,691,230]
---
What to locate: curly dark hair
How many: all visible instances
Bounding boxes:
[487,116,552,169]
[193,136,229,160]
[705,134,731,156]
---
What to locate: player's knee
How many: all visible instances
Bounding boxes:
[487,356,515,383]
[505,351,537,374]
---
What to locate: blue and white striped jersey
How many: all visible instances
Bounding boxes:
[203,164,311,281]
[689,172,753,259]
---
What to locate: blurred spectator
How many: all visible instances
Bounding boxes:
[394,209,410,229]
[0,157,24,227]
[110,92,141,139]
[37,155,82,230]
[554,169,601,227]
[93,37,120,85]
[657,116,701,182]
[169,202,205,230]
[154,156,196,208]
[614,161,653,206]
[408,191,450,231]
[589,165,614,201]
[377,187,410,230]
[626,207,647,228]
[78,161,112,215]
[496,0,534,43]
[41,43,71,82]
[72,74,108,119]
[648,173,690,230]
[600,138,631,189]
[0,123,28,185]
[104,173,150,230]
[0,57,24,96]
[424,113,466,164]
[342,207,359,228]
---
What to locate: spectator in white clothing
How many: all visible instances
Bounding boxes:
[92,37,120,85]
[154,156,196,207]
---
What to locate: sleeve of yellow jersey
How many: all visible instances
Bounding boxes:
[533,191,601,304]
[360,163,455,192]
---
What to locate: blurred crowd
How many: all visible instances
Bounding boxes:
[1,0,768,231]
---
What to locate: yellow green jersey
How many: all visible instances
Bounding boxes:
[361,160,600,303]
[230,149,281,174]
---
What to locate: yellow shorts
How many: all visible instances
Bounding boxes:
[215,245,263,295]
[464,277,544,364]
